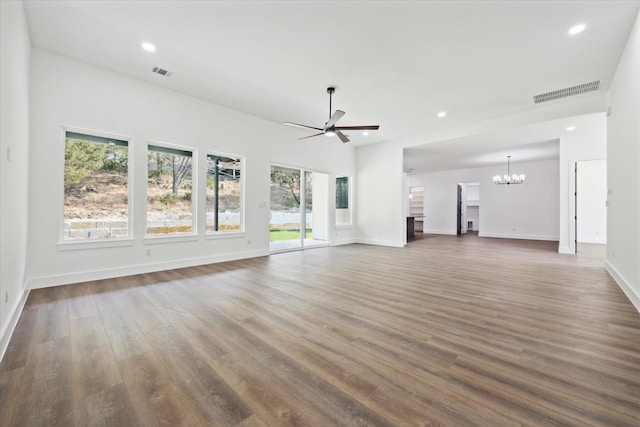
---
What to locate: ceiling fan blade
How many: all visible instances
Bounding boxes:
[298,132,325,141]
[335,125,380,130]
[284,122,323,131]
[324,110,345,130]
[335,129,350,143]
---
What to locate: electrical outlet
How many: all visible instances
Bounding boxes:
[146,249,151,256]
[4,290,8,304]
[6,146,11,163]
[247,239,251,245]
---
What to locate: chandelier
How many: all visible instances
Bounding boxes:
[493,156,525,185]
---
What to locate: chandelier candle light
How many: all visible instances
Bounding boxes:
[493,156,526,185]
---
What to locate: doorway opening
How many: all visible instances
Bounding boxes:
[409,186,425,234]
[457,182,480,236]
[269,165,329,252]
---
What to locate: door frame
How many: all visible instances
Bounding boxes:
[269,163,330,253]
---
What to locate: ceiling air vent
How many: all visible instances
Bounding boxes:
[533,80,600,104]
[152,67,172,77]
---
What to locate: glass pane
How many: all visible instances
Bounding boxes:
[304,170,332,248]
[336,176,350,226]
[63,133,129,240]
[146,147,193,235]
[206,155,242,233]
[270,166,301,246]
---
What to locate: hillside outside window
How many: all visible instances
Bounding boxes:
[63,131,130,241]
[146,144,195,236]
[206,153,243,233]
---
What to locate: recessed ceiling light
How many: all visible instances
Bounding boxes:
[141,42,156,52]
[362,131,369,136]
[568,24,586,35]
[566,126,576,131]
[437,111,447,118]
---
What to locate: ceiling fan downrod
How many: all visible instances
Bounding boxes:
[327,87,335,120]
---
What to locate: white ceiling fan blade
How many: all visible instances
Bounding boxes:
[324,110,345,130]
[284,122,323,131]
[298,132,325,141]
[335,129,350,143]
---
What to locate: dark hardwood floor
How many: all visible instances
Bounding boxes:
[1,234,640,426]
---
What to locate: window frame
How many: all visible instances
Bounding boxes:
[58,126,134,250]
[205,151,245,237]
[335,174,352,228]
[145,141,198,241]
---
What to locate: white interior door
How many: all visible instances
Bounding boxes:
[576,159,607,245]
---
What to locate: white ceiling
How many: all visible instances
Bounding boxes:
[403,112,606,172]
[23,1,639,166]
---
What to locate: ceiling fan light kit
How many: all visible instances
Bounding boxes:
[493,156,526,185]
[283,87,379,143]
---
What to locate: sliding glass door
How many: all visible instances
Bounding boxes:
[270,166,302,250]
[269,165,328,252]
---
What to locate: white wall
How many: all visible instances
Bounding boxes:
[27,49,357,288]
[415,159,560,240]
[0,1,31,360]
[466,183,480,201]
[606,10,640,312]
[558,113,607,254]
[577,159,607,244]
[356,141,404,247]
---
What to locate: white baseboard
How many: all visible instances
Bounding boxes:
[605,261,640,314]
[0,287,29,364]
[331,238,357,246]
[356,238,404,248]
[577,238,607,244]
[423,230,457,235]
[27,249,270,290]
[479,232,559,242]
[558,246,574,254]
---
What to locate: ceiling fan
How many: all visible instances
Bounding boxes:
[284,87,380,143]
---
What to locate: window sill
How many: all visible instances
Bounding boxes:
[57,238,135,251]
[205,231,246,240]
[144,234,198,245]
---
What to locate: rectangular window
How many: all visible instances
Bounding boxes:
[206,153,243,233]
[336,176,351,226]
[146,144,194,236]
[63,131,130,240]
